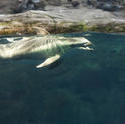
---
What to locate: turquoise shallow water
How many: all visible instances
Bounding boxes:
[0,32,125,124]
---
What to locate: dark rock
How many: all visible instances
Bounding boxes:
[13,2,24,13]
[71,1,80,8]
[96,2,122,11]
[13,0,46,13]
[67,0,72,2]
[84,0,124,11]
[87,0,93,6]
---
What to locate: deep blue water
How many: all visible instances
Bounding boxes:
[0,32,125,124]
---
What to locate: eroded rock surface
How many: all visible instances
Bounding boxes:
[0,6,125,35]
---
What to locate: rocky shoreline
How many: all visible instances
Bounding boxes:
[0,6,125,35]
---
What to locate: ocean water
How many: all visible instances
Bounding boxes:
[0,32,125,124]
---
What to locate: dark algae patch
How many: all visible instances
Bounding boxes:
[0,32,125,124]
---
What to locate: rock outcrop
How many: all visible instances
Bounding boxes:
[0,6,125,35]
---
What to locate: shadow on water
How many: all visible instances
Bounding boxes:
[0,32,125,124]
